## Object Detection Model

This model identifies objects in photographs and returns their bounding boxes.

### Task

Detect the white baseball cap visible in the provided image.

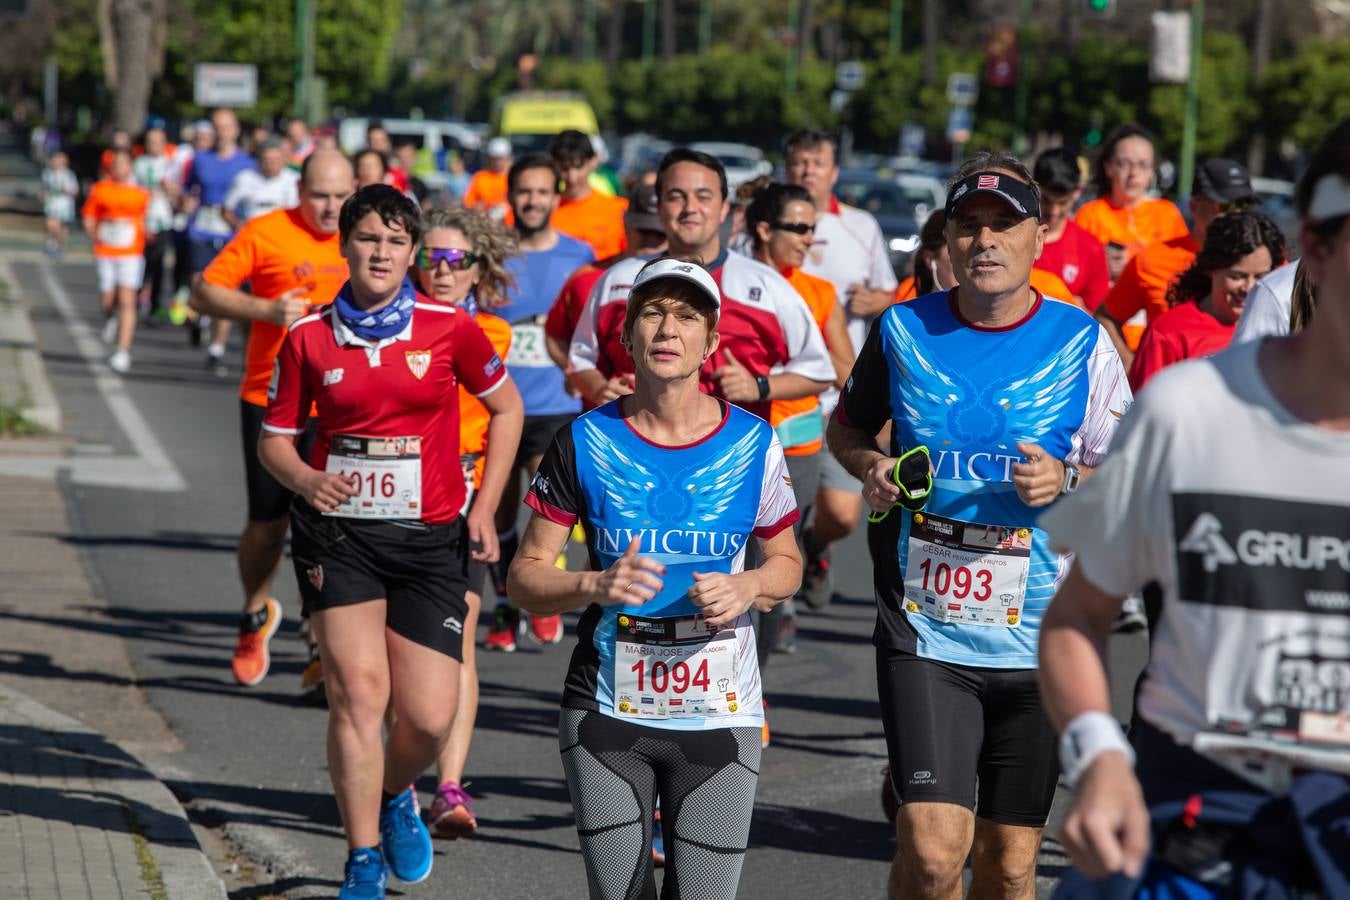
[485,137,512,158]
[630,258,720,312]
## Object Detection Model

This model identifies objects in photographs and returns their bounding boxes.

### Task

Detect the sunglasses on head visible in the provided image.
[771,222,815,235]
[415,247,479,271]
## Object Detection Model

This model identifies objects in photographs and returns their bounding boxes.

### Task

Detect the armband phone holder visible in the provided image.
[867,445,932,523]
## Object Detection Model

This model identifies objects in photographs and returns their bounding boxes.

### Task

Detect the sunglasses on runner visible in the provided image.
[771,222,815,235]
[867,445,933,523]
[415,247,479,271]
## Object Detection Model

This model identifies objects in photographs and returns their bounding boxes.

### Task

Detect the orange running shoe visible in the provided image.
[232,597,282,686]
[528,614,564,645]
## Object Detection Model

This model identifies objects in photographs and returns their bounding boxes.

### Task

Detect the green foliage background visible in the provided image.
[41,0,1350,167]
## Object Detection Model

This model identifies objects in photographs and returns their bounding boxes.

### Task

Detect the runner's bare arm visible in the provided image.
[825,414,900,514]
[1039,563,1149,879]
[688,528,801,629]
[823,301,855,387]
[510,529,666,616]
[257,431,356,514]
[468,378,524,563]
[544,333,569,371]
[191,276,311,327]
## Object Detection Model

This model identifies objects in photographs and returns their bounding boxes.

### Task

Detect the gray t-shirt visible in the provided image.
[1042,338,1350,791]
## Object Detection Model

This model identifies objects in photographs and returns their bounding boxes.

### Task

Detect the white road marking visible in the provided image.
[0,259,186,491]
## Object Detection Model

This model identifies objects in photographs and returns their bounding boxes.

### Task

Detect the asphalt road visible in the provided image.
[17,253,1147,900]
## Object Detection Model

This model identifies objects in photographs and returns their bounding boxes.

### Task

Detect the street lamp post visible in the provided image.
[293,0,315,122]
[1178,0,1204,199]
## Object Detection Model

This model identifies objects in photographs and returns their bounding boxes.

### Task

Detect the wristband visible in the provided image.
[1061,462,1081,495]
[755,374,770,401]
[1059,711,1134,788]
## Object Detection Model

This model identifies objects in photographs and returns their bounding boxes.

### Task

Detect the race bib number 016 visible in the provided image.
[903,512,1031,628]
[506,322,550,368]
[613,614,739,719]
[324,434,422,520]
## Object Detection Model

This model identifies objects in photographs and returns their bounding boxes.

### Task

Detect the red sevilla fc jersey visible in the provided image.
[263,299,508,523]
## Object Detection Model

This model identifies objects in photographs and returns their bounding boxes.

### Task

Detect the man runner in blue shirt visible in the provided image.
[827,151,1131,899]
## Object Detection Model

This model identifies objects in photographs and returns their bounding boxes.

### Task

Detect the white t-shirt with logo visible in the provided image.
[1043,339,1350,791]
[1232,259,1297,345]
[801,200,898,356]
[224,169,301,222]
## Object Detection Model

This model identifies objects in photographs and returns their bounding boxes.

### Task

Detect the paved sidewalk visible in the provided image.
[0,138,227,899]
[0,683,225,900]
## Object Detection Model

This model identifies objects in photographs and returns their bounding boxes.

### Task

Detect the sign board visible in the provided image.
[946,106,973,145]
[946,72,979,107]
[194,63,258,108]
[900,122,926,158]
[835,61,866,92]
[829,90,852,114]
[1150,12,1190,84]
[0,0,30,14]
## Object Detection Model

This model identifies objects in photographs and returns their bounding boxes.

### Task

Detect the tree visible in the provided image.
[98,0,168,133]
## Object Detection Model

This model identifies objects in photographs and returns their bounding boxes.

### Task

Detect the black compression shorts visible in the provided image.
[289,502,471,660]
[559,708,761,900]
[241,399,316,522]
[876,646,1059,827]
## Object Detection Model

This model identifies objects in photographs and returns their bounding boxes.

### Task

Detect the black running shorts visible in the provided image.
[289,502,471,660]
[241,399,316,522]
[876,646,1059,827]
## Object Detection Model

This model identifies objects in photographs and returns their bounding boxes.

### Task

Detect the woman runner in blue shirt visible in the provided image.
[507,257,803,899]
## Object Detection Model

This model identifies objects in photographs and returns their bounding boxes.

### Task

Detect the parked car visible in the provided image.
[688,142,772,191]
[336,117,483,195]
[835,172,947,276]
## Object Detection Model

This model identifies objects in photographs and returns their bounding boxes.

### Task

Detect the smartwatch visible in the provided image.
[755,375,770,401]
[1061,462,1081,495]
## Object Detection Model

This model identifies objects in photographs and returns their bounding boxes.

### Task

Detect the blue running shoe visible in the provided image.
[380,788,433,883]
[339,847,387,900]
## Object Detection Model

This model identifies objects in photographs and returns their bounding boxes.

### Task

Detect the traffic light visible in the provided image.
[1086,0,1116,16]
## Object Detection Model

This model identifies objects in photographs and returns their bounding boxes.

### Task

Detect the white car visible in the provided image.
[688,142,773,191]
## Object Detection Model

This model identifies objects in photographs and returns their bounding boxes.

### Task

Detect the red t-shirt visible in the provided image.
[264,300,509,523]
[1128,300,1235,393]
[1035,220,1110,312]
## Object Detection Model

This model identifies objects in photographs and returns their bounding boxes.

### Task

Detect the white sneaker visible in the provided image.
[108,349,131,373]
[101,317,118,344]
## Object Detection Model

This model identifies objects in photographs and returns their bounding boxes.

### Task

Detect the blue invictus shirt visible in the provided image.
[837,290,1130,668]
[525,399,798,730]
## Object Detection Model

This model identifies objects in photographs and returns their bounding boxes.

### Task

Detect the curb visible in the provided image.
[0,682,227,899]
[0,256,62,432]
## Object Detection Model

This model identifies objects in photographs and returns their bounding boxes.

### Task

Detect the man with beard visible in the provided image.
[484,153,595,653]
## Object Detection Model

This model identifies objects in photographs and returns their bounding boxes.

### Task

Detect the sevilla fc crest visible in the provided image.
[405,350,431,380]
[306,565,324,591]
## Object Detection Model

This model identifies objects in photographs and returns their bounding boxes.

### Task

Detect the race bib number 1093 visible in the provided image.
[903,512,1031,628]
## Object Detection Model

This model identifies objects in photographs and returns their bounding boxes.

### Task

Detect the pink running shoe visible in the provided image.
[428,781,477,840]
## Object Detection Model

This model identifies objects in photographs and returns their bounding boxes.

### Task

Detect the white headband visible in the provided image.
[1307,173,1350,222]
